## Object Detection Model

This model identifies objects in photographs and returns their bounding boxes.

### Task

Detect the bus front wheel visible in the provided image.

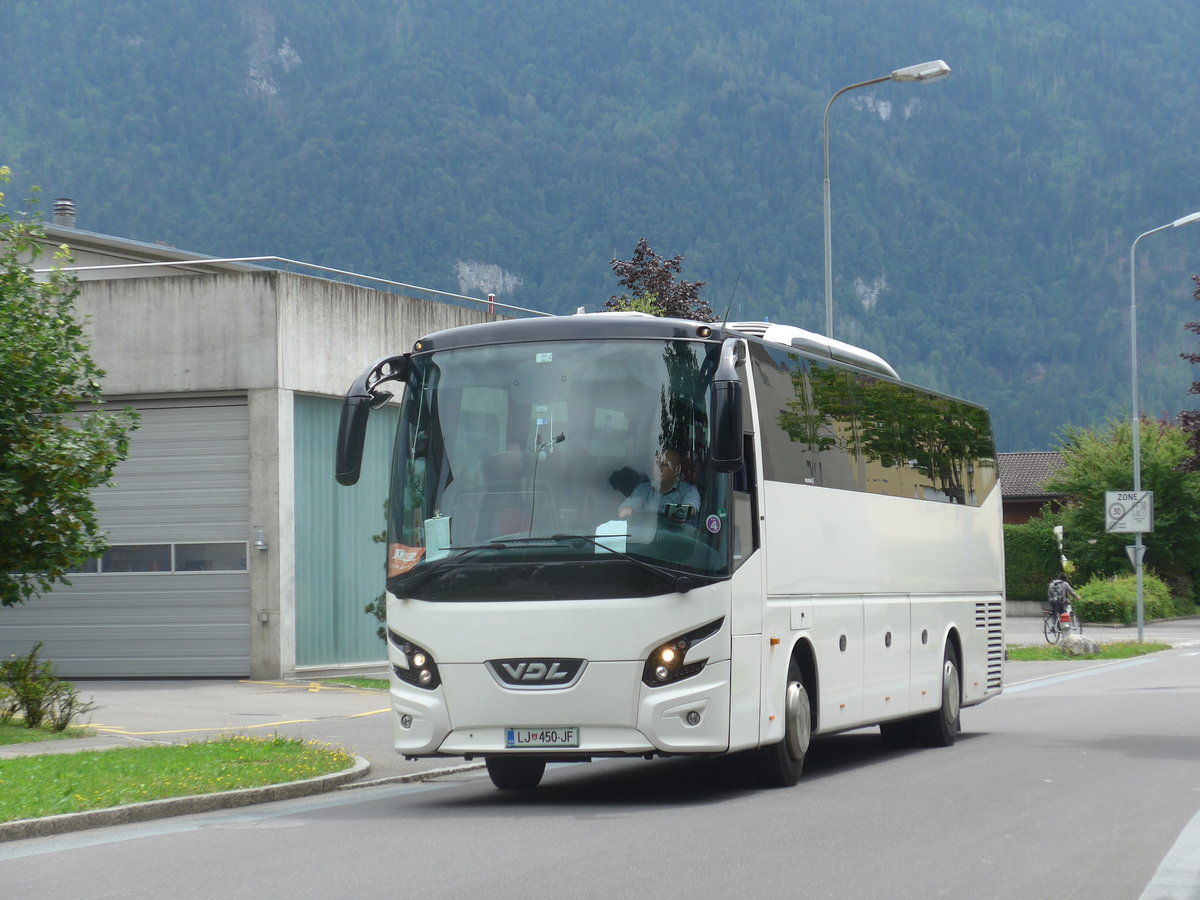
[485,755,546,790]
[753,658,811,787]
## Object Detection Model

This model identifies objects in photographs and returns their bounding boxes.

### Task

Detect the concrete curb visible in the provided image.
[343,761,485,791]
[0,756,376,843]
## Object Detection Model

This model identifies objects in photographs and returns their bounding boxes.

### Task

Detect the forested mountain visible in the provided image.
[3,0,1199,450]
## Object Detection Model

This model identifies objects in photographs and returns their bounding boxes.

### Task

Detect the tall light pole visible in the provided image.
[822,59,951,338]
[1129,210,1200,640]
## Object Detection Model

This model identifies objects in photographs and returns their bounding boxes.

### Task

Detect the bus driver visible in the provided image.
[617,448,700,524]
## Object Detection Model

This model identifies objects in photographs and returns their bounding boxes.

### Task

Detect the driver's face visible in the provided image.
[654,451,680,490]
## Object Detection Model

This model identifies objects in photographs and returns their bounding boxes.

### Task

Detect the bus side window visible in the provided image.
[732,434,759,568]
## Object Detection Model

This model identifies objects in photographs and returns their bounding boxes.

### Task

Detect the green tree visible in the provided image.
[607,238,714,322]
[1043,419,1200,597]
[0,169,138,607]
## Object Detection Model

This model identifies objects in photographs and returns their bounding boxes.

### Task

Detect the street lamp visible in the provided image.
[1129,209,1200,640]
[822,59,951,338]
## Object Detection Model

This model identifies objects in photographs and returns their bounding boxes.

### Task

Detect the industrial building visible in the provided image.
[2,204,511,677]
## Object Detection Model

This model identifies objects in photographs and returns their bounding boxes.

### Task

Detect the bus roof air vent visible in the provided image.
[727,322,899,379]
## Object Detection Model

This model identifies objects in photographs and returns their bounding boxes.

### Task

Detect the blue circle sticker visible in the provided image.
[705,514,722,534]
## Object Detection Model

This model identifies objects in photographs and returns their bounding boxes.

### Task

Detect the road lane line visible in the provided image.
[1139,805,1200,899]
[1005,656,1157,693]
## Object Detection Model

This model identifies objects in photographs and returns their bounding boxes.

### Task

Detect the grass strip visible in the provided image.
[321,677,387,690]
[0,734,354,823]
[1006,641,1170,662]
[0,722,89,746]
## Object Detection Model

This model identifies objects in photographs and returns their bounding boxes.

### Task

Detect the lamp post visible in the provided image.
[1129,210,1200,640]
[822,59,951,338]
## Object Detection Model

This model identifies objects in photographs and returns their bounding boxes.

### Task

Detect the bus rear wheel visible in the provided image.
[753,658,811,787]
[917,646,961,747]
[485,756,547,790]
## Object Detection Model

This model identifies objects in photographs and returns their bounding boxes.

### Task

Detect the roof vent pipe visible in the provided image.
[53,198,77,228]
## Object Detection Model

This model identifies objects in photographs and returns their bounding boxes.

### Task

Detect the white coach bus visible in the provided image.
[335,313,1004,789]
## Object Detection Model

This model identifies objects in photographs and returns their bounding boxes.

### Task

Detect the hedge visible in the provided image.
[1076,573,1179,624]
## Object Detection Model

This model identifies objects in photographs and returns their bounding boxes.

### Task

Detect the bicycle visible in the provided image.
[1043,603,1082,644]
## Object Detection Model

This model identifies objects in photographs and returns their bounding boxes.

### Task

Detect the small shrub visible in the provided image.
[1077,573,1174,624]
[0,642,97,731]
[365,593,386,641]
[44,682,97,732]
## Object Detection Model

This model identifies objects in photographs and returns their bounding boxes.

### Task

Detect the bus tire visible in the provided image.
[917,645,961,747]
[753,658,811,787]
[485,755,547,790]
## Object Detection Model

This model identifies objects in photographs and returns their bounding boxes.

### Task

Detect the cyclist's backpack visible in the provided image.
[1048,579,1066,606]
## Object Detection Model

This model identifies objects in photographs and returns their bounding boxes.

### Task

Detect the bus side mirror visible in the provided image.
[335,354,410,486]
[335,396,372,486]
[710,381,743,472]
[709,338,744,473]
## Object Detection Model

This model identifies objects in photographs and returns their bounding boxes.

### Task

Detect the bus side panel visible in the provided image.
[809,595,864,730]
[863,595,911,721]
[760,480,1003,733]
[729,544,766,751]
[728,633,762,752]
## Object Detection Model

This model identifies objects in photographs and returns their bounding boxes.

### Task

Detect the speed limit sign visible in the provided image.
[1105,491,1153,533]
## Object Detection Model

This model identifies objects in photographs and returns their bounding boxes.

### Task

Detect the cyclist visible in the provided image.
[1047,573,1080,618]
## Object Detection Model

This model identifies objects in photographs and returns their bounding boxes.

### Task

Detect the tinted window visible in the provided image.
[751,341,997,505]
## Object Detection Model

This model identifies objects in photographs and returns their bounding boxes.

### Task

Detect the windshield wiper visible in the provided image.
[398,534,701,595]
[548,533,697,594]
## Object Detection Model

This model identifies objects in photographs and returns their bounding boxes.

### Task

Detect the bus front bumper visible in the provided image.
[389,659,732,758]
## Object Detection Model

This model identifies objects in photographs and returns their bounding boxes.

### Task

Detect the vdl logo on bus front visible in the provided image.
[486,658,587,690]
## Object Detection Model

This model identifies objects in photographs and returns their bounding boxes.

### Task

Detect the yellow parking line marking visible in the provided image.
[239,679,382,694]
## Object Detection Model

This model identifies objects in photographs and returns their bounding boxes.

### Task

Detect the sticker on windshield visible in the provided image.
[536,352,553,363]
[705,514,722,534]
[388,544,425,576]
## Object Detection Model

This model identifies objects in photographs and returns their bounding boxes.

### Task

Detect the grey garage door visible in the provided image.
[0,399,252,677]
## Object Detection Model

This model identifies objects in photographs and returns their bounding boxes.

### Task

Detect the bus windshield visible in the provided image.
[385,337,732,600]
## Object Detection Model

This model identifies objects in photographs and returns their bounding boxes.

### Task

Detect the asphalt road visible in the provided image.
[3,639,1199,899]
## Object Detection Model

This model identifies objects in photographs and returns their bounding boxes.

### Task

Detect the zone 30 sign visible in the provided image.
[1105,491,1153,534]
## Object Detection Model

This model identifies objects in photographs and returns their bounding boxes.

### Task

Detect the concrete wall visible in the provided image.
[77,270,499,397]
[77,272,281,394]
[276,272,501,395]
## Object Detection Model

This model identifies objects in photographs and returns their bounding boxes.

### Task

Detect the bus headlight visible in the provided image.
[389,629,442,690]
[642,618,724,688]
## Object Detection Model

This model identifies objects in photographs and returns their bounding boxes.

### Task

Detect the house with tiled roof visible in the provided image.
[997,451,1065,524]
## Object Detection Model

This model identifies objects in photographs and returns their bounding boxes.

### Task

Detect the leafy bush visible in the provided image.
[1172,593,1199,617]
[1076,573,1175,624]
[0,642,97,732]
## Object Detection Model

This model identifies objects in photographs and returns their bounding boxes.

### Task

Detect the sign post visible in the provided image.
[1106,491,1154,641]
